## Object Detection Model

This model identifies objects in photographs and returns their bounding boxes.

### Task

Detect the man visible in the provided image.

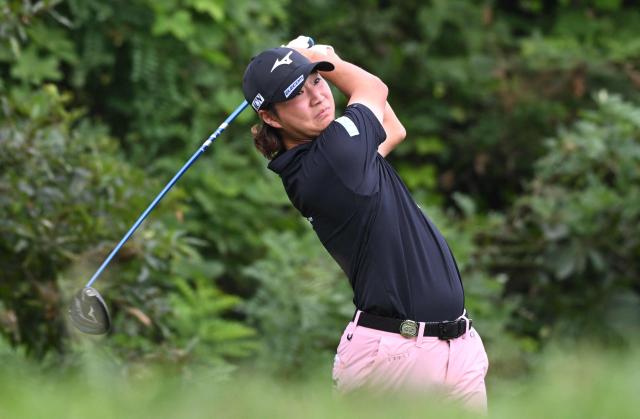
[242,38,489,411]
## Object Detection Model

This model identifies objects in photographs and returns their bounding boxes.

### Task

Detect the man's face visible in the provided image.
[269,72,335,140]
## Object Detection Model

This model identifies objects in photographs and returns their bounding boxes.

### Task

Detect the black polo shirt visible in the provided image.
[268,103,464,322]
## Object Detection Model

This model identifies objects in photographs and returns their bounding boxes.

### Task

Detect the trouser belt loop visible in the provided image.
[416,321,426,347]
[456,309,471,339]
[353,310,362,327]
[347,310,363,340]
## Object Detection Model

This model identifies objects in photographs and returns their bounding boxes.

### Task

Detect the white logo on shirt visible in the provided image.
[271,51,293,72]
[335,116,359,137]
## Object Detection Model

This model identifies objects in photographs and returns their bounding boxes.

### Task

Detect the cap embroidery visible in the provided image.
[284,74,304,98]
[271,51,293,72]
[252,93,265,111]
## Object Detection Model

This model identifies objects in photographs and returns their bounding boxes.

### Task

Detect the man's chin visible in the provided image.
[321,116,334,130]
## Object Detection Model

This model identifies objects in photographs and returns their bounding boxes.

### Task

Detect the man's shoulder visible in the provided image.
[319,103,375,141]
[334,115,360,137]
[344,103,380,124]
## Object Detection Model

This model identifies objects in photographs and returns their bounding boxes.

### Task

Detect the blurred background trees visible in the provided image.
[1,0,639,379]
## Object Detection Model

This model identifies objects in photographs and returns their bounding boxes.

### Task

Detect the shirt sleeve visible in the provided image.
[315,103,387,194]
[341,103,387,148]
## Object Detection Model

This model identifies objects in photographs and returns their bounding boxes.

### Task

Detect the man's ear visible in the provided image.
[258,109,283,129]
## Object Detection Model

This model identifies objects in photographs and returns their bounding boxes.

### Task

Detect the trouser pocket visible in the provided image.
[332,327,382,392]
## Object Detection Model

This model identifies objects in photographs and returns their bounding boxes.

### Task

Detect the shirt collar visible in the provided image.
[267,142,312,175]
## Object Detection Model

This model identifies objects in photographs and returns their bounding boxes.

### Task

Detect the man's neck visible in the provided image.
[283,136,313,150]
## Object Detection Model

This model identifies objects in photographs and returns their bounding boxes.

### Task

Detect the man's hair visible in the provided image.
[251,105,284,160]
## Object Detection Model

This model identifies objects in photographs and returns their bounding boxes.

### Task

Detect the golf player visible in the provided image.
[242,38,489,411]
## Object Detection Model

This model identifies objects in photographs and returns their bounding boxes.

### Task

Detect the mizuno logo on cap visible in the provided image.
[271,51,293,72]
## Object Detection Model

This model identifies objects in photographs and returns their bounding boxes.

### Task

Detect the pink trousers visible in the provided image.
[332,311,489,412]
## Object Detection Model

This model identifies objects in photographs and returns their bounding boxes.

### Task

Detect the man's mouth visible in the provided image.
[316,106,331,119]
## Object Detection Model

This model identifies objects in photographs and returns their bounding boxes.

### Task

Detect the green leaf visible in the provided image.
[26,22,77,64]
[191,0,225,21]
[10,47,61,83]
[152,10,195,40]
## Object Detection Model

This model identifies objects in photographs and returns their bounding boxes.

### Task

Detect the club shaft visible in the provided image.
[86,100,249,288]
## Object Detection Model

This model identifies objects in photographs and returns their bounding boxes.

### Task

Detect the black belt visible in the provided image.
[353,311,471,340]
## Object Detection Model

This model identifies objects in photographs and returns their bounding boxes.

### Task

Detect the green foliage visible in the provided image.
[69,229,256,372]
[483,93,640,344]
[243,229,353,379]
[37,0,304,288]
[164,262,256,362]
[0,0,271,368]
[0,80,255,369]
[1,343,640,418]
[0,83,145,357]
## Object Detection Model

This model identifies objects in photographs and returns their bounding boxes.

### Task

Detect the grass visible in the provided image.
[1,344,638,419]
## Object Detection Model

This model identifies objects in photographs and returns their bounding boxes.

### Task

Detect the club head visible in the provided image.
[68,287,111,335]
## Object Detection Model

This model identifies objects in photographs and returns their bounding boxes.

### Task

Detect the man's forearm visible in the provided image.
[301,46,404,156]
[298,46,385,97]
[378,102,406,157]
[296,45,388,122]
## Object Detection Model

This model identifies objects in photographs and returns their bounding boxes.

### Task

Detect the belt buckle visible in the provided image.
[399,320,418,338]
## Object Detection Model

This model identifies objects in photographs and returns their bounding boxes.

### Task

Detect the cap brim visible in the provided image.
[271,61,335,105]
[311,61,334,72]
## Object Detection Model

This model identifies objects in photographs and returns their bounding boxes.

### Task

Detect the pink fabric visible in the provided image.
[332,313,489,412]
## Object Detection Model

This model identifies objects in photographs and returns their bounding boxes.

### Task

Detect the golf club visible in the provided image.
[69,36,315,335]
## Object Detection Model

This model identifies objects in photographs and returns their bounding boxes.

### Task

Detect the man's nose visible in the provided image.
[309,87,323,104]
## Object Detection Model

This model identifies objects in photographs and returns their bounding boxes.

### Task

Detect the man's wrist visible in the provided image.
[294,45,340,64]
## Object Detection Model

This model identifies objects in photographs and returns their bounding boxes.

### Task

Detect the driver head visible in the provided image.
[68,287,111,335]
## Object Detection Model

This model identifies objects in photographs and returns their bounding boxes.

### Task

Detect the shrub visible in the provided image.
[482,92,640,345]
[0,84,254,369]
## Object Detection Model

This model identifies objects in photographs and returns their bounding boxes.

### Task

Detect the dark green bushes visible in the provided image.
[484,93,640,345]
[0,82,253,368]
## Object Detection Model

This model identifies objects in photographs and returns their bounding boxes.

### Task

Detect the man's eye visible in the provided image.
[297,89,304,96]
[313,77,321,84]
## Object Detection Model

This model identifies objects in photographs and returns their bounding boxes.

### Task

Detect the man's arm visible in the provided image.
[379,102,406,157]
[295,45,388,124]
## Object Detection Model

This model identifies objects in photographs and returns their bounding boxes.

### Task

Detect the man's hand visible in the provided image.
[294,44,339,63]
[284,35,314,49]
[286,36,388,124]
[284,35,338,61]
